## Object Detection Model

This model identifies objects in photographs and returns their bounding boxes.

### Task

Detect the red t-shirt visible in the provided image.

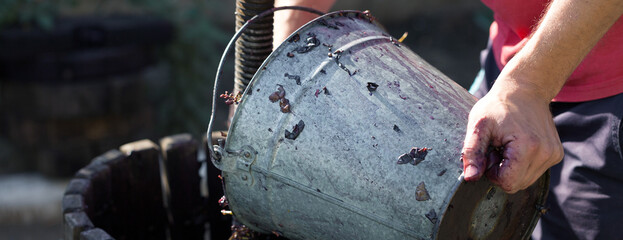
[482,0,623,102]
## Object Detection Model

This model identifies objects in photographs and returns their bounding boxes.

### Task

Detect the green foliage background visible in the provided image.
[130,0,230,136]
[0,0,71,30]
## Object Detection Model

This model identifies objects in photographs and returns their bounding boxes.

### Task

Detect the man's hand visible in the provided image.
[461,85,563,193]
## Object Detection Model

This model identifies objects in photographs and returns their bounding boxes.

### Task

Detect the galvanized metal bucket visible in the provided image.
[211,10,548,240]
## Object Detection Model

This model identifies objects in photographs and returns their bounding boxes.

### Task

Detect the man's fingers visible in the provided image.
[486,158,523,194]
[461,118,493,181]
[485,142,527,194]
[486,149,503,170]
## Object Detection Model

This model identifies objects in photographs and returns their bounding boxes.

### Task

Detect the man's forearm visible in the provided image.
[493,0,623,102]
[273,0,335,48]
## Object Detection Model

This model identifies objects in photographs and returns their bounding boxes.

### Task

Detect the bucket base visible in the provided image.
[438,172,549,240]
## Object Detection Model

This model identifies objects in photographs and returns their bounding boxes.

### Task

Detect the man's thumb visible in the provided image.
[461,118,492,181]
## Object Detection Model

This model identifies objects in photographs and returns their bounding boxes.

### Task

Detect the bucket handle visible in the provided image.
[207,6,325,164]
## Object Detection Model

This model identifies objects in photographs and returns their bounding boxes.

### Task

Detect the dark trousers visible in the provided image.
[469,46,623,240]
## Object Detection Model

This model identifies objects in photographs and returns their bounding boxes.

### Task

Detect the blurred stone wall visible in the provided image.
[0,66,169,176]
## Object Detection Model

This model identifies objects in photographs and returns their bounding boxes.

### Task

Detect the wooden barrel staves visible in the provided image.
[62,134,206,240]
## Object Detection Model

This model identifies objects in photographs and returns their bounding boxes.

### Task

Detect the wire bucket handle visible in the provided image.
[206,6,325,164]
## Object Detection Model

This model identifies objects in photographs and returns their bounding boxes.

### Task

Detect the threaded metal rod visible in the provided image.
[234,0,275,94]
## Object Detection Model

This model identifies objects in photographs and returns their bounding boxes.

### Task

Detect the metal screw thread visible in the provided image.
[234,0,275,94]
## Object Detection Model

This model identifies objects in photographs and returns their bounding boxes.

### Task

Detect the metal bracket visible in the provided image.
[211,144,257,186]
[236,145,257,186]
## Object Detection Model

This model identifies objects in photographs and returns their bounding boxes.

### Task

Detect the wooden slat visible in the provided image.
[160,133,204,239]
[80,228,115,240]
[64,211,94,240]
